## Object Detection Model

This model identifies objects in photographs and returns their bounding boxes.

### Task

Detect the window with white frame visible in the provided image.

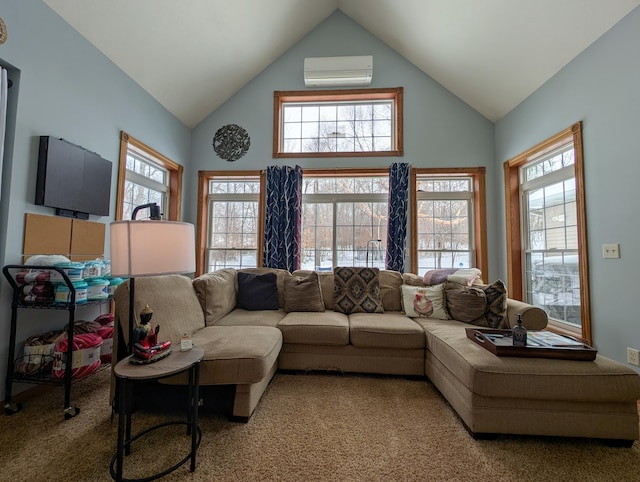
[273,88,403,158]
[116,132,183,222]
[415,176,475,273]
[206,176,261,271]
[520,145,580,327]
[122,145,169,220]
[301,175,388,271]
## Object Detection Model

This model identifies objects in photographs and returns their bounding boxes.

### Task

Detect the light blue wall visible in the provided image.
[495,6,640,369]
[0,1,191,400]
[190,11,497,268]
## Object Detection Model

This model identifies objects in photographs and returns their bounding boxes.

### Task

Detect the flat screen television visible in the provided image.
[35,136,112,219]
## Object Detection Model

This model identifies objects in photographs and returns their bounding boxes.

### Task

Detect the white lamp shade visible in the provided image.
[110,220,195,277]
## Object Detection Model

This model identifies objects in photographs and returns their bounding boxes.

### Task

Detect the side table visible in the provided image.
[110,346,204,482]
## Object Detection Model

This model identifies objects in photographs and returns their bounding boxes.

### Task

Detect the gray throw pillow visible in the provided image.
[284,271,325,313]
[444,282,488,326]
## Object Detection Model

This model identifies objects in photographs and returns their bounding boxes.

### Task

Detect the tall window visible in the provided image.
[273,88,403,158]
[301,171,389,270]
[116,132,183,221]
[415,177,474,272]
[504,122,591,343]
[410,168,487,276]
[197,172,263,274]
[521,146,579,327]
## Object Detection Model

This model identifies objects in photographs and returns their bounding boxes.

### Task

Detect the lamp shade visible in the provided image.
[110,220,195,277]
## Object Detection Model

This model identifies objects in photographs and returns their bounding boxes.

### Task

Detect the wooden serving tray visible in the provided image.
[465,328,597,361]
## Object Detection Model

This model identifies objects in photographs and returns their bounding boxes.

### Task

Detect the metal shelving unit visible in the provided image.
[2,264,109,419]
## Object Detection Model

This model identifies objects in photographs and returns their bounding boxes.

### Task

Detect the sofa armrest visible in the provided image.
[505,299,548,330]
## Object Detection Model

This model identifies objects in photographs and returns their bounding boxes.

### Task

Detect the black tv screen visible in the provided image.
[35,136,112,218]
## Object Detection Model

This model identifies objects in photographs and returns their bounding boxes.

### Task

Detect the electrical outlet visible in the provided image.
[602,243,620,259]
[627,347,640,366]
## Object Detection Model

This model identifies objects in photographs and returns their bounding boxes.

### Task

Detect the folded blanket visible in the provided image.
[423,268,482,286]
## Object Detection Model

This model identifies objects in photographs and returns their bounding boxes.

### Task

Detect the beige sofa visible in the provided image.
[112,267,640,445]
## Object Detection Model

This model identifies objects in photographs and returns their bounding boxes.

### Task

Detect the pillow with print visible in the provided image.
[401,284,449,319]
[333,267,383,315]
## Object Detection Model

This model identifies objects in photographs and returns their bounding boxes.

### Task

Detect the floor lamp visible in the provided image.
[110,218,195,355]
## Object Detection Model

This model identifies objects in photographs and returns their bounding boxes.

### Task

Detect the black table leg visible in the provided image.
[115,377,127,481]
[190,362,200,472]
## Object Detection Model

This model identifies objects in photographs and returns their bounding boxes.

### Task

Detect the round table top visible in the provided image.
[114,346,204,381]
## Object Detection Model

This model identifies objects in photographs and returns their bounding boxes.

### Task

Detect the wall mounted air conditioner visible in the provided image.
[304,55,373,87]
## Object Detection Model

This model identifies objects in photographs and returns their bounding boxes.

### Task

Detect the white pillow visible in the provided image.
[401,284,449,319]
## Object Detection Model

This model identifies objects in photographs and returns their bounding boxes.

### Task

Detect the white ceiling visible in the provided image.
[43,0,640,128]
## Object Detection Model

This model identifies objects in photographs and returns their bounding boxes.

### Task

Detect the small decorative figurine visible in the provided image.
[134,304,155,345]
[130,304,172,364]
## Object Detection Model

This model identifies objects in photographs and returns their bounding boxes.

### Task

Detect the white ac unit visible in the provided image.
[304,55,373,87]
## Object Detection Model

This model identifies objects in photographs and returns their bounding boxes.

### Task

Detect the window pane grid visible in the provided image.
[416,197,472,273]
[521,143,580,326]
[282,100,394,154]
[124,150,169,220]
[207,178,260,270]
[301,175,388,270]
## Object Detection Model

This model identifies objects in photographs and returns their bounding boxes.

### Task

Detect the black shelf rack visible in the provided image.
[2,264,110,419]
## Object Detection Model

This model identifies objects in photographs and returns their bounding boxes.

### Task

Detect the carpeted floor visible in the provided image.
[1,368,639,481]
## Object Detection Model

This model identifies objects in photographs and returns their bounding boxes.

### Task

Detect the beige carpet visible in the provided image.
[1,369,639,482]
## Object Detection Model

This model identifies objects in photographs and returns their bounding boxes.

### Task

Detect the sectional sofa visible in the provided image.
[111,267,640,445]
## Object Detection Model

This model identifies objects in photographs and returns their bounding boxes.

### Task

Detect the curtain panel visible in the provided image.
[263,165,302,272]
[386,162,410,273]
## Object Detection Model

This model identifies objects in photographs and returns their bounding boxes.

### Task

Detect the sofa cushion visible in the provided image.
[237,272,279,310]
[278,311,349,345]
[214,308,286,328]
[445,280,508,328]
[191,326,282,385]
[444,283,488,325]
[292,270,335,310]
[349,312,425,349]
[283,271,325,313]
[239,267,291,308]
[334,267,383,314]
[113,275,205,346]
[401,284,449,319]
[482,279,508,328]
[421,318,640,402]
[193,268,237,326]
[379,270,403,311]
[402,272,425,287]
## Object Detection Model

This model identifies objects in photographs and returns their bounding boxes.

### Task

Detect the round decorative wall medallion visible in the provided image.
[213,124,250,162]
[0,18,7,45]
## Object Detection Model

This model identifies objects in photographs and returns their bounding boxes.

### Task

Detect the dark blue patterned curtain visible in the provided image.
[263,165,302,271]
[386,162,410,272]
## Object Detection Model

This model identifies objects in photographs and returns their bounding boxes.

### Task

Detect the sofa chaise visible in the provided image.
[111,267,640,445]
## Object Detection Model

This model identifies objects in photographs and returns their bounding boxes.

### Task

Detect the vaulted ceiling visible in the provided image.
[43,0,640,128]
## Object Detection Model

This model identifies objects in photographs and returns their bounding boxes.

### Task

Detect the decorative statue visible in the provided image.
[133,304,157,347]
[131,304,171,363]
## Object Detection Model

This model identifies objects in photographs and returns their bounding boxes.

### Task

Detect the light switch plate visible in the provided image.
[602,243,620,259]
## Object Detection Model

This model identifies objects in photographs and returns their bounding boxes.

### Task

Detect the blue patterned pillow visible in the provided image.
[333,267,383,314]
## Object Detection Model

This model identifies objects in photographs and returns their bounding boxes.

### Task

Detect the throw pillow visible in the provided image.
[401,284,449,319]
[481,279,508,328]
[333,267,383,315]
[283,271,325,313]
[444,282,488,326]
[237,272,279,311]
